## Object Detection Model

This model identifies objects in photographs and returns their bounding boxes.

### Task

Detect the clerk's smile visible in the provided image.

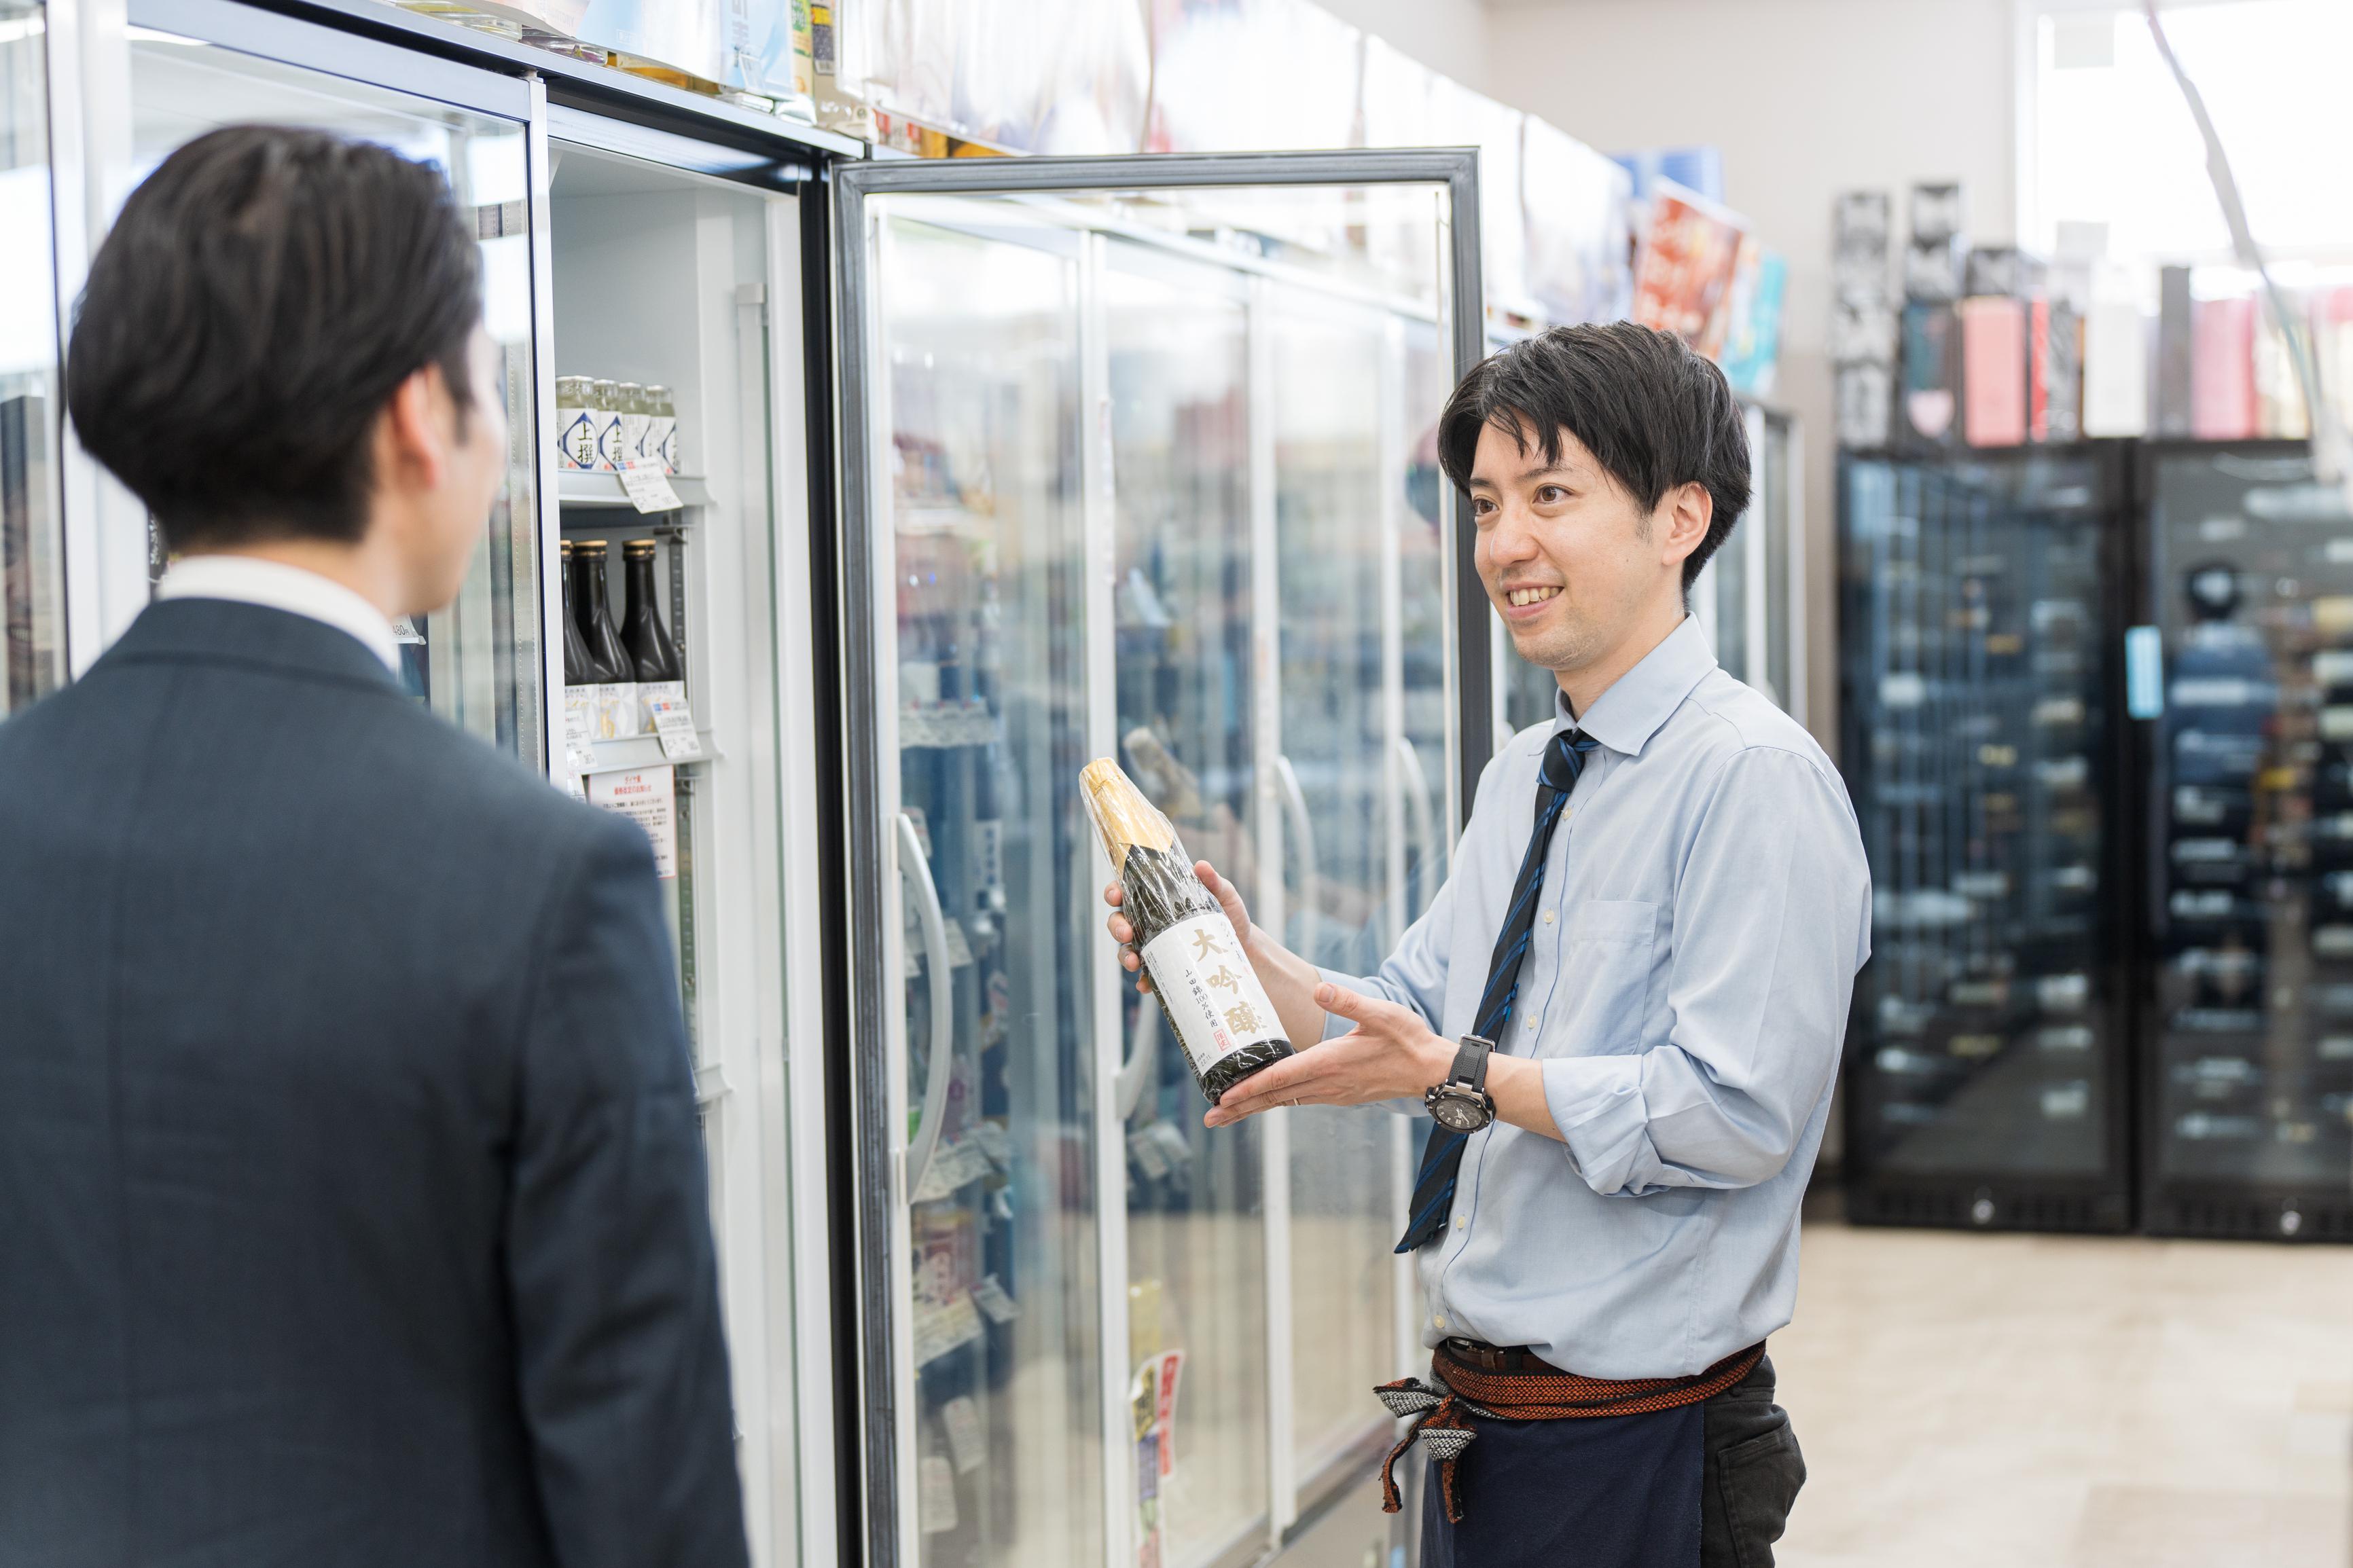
[1502,583,1563,613]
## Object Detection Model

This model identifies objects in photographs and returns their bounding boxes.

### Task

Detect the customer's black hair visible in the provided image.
[66,124,482,551]
[1436,321,1751,591]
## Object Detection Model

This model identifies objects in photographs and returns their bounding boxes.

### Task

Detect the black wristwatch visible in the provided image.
[1424,1036,1497,1133]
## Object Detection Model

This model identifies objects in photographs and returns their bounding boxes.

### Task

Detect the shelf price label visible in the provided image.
[618,460,683,514]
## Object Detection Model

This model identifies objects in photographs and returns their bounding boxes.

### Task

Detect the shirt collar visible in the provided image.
[156,554,403,674]
[1554,615,1718,756]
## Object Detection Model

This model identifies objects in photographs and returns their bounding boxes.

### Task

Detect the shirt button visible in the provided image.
[1542,909,1555,924]
[1525,1016,1538,1029]
[1455,1216,1467,1228]
[1433,1315,1446,1330]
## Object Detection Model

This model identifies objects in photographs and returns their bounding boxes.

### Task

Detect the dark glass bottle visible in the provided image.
[571,539,631,684]
[559,539,594,687]
[1082,757,1292,1103]
[621,539,683,682]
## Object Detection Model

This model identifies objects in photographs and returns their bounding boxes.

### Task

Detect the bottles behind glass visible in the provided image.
[560,538,593,687]
[622,538,683,682]
[1082,758,1292,1103]
[571,539,632,688]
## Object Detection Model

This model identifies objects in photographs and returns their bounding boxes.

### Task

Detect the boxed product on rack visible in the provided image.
[1632,180,1746,354]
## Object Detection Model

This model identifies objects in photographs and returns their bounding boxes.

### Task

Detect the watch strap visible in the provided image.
[1451,1035,1493,1095]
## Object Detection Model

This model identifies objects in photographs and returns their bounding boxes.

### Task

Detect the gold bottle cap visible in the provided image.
[1081,758,1176,857]
[624,539,658,557]
[575,538,607,555]
[559,538,573,558]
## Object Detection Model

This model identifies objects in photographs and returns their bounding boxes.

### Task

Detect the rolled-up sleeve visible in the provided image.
[1543,746,1871,1196]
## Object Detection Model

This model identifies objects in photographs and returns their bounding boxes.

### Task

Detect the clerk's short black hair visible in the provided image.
[66,125,482,551]
[1437,322,1750,591]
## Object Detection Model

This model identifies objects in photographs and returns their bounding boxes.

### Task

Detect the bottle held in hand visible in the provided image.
[1082,757,1293,1104]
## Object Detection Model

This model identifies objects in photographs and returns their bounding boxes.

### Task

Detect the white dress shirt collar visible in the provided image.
[1555,614,1719,757]
[156,554,403,674]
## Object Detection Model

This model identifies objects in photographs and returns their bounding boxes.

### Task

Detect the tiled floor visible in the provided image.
[1770,1220,2353,1568]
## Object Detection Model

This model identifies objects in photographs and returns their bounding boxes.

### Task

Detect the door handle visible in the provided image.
[896,811,955,1203]
[1115,997,1158,1122]
[1273,753,1320,966]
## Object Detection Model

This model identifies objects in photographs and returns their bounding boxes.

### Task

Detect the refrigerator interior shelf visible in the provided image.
[556,471,712,510]
[578,731,713,773]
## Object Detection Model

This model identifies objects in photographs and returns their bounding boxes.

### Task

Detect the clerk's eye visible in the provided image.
[1534,484,1568,505]
[1470,496,1498,519]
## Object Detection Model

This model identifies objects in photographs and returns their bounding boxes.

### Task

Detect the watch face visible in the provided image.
[1431,1095,1487,1133]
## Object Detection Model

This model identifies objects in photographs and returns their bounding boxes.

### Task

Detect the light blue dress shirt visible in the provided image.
[1318,616,1871,1379]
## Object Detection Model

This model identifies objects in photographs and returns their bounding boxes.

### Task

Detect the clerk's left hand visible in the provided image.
[1204,983,1452,1127]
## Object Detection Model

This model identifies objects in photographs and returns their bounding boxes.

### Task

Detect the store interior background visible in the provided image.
[10,0,2353,1565]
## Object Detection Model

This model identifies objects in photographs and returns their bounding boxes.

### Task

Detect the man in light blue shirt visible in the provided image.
[1107,324,1869,1567]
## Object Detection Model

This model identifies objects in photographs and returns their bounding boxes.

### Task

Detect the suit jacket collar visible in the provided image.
[96,598,407,695]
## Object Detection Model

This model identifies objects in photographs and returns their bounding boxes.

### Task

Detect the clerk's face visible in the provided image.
[1469,415,1668,677]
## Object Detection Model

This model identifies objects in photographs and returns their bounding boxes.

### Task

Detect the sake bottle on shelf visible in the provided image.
[1082,757,1292,1104]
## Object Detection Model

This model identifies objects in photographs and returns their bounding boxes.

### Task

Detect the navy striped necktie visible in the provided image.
[1395,727,1599,1254]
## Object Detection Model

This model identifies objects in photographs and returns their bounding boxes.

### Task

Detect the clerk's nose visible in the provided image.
[1480,499,1543,578]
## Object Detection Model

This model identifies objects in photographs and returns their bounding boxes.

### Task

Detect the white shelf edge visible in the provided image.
[556,471,714,511]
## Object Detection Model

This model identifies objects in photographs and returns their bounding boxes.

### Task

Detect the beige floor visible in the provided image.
[1770,1222,2353,1568]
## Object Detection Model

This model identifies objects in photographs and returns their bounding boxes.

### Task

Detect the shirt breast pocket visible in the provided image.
[1543,900,1657,1058]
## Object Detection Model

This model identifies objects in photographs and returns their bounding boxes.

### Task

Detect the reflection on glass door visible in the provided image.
[882,215,1106,1567]
[1,1,62,716]
[1105,253,1272,1567]
[842,155,1481,1568]
[1268,291,1395,1492]
[124,31,541,757]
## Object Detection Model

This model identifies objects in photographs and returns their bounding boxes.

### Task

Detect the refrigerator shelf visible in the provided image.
[577,731,713,774]
[556,471,712,510]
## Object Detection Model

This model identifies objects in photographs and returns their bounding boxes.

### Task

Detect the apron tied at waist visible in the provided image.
[1373,1340,1765,1524]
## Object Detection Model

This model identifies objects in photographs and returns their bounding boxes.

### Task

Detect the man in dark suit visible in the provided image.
[0,126,749,1567]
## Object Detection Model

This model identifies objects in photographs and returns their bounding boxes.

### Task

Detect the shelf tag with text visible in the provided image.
[618,460,682,514]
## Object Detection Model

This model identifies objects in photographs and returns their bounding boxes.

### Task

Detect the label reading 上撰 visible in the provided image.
[1140,911,1284,1075]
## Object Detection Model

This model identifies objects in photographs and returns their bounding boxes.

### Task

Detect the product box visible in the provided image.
[1960,295,2028,447]
[1630,180,1748,354]
[2191,295,2257,439]
[1835,361,1893,448]
[1897,302,1958,444]
[2081,263,2147,438]
[2155,266,2195,435]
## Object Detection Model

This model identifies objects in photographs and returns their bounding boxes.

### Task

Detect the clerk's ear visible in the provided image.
[1656,481,1712,569]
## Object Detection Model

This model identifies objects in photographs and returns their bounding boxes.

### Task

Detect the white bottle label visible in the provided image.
[558,410,597,471]
[592,409,624,472]
[1140,911,1285,1078]
[652,415,679,473]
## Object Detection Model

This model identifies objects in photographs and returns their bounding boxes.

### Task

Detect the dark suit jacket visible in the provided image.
[0,599,749,1568]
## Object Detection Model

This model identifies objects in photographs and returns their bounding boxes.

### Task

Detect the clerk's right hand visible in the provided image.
[1104,860,1257,996]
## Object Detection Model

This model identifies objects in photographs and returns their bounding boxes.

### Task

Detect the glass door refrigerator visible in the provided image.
[832,150,1484,1568]
[73,7,848,1561]
[1837,445,2134,1231]
[0,0,65,718]
[2135,440,2353,1241]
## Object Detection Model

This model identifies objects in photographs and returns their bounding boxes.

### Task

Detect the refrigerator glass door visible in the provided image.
[2144,445,2353,1226]
[1,0,63,714]
[120,26,542,759]
[839,152,1481,1568]
[542,130,810,1562]
[1840,451,2126,1222]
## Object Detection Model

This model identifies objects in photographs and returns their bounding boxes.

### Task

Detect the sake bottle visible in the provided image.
[1083,757,1293,1103]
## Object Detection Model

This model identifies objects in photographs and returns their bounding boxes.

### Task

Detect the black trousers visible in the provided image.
[1420,1353,1805,1568]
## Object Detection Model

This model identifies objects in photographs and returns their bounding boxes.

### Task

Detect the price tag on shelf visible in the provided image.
[618,460,682,514]
[971,1274,1020,1325]
[560,687,596,799]
[647,691,703,761]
